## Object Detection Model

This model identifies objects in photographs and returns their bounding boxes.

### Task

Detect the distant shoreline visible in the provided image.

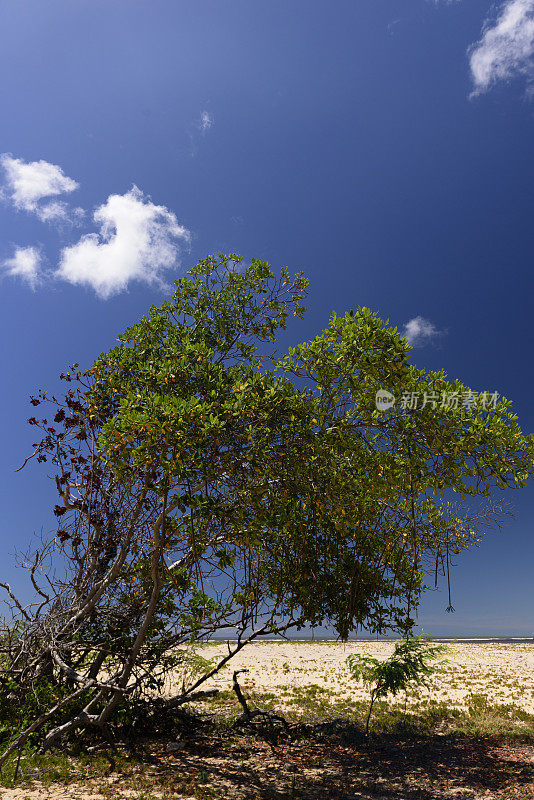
[208,636,534,644]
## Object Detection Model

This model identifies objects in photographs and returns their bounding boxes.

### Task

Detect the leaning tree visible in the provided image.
[1,253,532,758]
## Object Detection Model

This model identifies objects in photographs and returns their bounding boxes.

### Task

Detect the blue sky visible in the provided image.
[1,0,534,636]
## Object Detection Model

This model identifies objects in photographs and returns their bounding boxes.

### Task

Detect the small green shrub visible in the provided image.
[346,635,447,734]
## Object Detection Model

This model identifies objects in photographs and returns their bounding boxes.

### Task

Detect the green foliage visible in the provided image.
[39,254,534,642]
[0,677,93,749]
[6,252,533,755]
[346,636,447,733]
[179,647,216,689]
[347,636,447,698]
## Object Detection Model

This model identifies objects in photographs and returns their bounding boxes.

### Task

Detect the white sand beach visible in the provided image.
[3,642,533,799]
[180,640,534,712]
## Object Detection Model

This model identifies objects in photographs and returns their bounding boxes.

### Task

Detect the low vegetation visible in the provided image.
[346,635,448,733]
[1,676,533,798]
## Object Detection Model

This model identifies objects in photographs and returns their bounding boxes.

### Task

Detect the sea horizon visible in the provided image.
[208,635,534,644]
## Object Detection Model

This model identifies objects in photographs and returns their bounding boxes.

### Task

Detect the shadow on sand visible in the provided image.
[143,720,534,799]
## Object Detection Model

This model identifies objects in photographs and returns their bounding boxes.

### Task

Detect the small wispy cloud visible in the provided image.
[2,246,42,290]
[56,185,190,298]
[402,316,441,347]
[469,0,534,94]
[37,200,84,225]
[0,154,80,223]
[198,110,214,133]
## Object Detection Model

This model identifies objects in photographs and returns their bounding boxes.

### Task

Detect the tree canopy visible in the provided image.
[1,253,532,756]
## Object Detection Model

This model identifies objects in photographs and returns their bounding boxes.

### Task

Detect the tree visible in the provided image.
[346,635,447,735]
[1,253,532,759]
[275,307,532,633]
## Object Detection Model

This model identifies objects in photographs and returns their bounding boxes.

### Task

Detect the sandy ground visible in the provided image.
[0,786,140,800]
[2,642,533,799]
[179,640,534,712]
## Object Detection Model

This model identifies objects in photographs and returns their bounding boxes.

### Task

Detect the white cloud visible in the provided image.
[0,154,79,222]
[2,246,42,290]
[402,316,441,347]
[56,185,190,298]
[199,110,214,132]
[469,0,534,94]
[37,200,84,224]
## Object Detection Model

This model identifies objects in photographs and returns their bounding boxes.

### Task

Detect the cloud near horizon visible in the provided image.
[56,185,191,298]
[402,316,441,347]
[0,154,80,222]
[1,246,42,290]
[469,0,534,94]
